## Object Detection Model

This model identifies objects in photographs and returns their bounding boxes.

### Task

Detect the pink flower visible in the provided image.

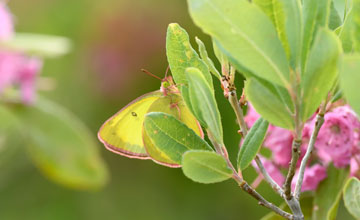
[0,2,14,40]
[312,106,357,168]
[292,164,327,192]
[0,52,42,104]
[264,126,293,168]
[252,156,285,186]
[244,103,261,128]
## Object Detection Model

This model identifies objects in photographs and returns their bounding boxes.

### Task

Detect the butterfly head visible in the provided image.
[160,76,178,95]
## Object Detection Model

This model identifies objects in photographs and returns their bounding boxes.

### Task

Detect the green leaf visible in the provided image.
[182,150,232,184]
[301,28,341,121]
[253,0,290,58]
[245,78,294,130]
[166,23,213,113]
[143,112,213,166]
[195,37,221,80]
[312,164,350,220]
[261,194,313,220]
[329,1,343,30]
[0,104,22,167]
[15,98,108,190]
[338,0,360,52]
[237,118,269,171]
[0,33,71,58]
[302,0,332,71]
[343,177,360,219]
[187,0,291,88]
[186,67,223,144]
[253,0,302,68]
[340,53,360,117]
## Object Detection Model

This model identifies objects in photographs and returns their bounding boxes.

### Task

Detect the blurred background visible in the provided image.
[0,0,352,219]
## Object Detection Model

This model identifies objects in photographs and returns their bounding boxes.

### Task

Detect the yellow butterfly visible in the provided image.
[98,68,203,167]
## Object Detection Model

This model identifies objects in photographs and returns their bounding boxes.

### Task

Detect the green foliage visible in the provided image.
[166,23,213,114]
[0,33,72,58]
[338,0,360,52]
[343,177,360,219]
[187,0,291,88]
[301,0,332,71]
[312,164,349,220]
[195,37,221,80]
[339,53,360,116]
[15,98,108,190]
[186,67,223,144]
[301,28,341,121]
[181,150,232,184]
[237,118,269,171]
[143,112,213,166]
[245,78,294,129]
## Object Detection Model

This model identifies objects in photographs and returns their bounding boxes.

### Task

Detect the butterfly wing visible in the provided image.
[143,93,203,167]
[98,91,162,159]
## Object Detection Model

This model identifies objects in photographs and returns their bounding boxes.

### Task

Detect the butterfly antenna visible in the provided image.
[141,69,162,81]
[164,65,170,78]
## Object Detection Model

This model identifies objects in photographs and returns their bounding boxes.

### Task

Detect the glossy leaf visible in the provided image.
[186,67,223,144]
[182,150,232,184]
[343,177,360,219]
[166,23,213,113]
[302,0,332,71]
[187,0,290,88]
[143,112,212,166]
[0,33,71,57]
[237,118,269,171]
[301,28,341,121]
[245,78,294,130]
[339,54,360,116]
[195,37,221,80]
[15,98,108,190]
[312,164,349,220]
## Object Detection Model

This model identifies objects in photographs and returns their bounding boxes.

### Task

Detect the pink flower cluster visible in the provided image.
[0,3,42,104]
[245,103,360,192]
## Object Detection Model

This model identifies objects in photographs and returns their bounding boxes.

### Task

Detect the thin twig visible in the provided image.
[207,135,294,220]
[283,139,302,199]
[255,156,284,197]
[294,114,324,198]
[228,89,248,136]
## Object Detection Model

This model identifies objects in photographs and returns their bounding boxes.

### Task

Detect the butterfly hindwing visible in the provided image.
[143,93,203,167]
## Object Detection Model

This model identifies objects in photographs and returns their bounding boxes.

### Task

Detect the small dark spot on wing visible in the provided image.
[131,112,137,117]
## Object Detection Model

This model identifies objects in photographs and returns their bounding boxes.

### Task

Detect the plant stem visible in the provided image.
[254,155,284,197]
[228,89,248,136]
[294,103,326,198]
[294,114,324,198]
[207,132,294,220]
[283,139,302,199]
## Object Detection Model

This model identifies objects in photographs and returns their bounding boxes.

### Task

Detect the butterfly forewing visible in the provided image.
[98,91,162,158]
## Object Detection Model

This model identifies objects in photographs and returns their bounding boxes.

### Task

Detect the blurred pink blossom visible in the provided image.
[264,126,293,168]
[252,156,285,186]
[0,52,42,104]
[292,164,327,192]
[312,106,357,168]
[0,2,14,40]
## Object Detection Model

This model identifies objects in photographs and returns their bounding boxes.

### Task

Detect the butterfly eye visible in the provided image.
[162,81,170,88]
